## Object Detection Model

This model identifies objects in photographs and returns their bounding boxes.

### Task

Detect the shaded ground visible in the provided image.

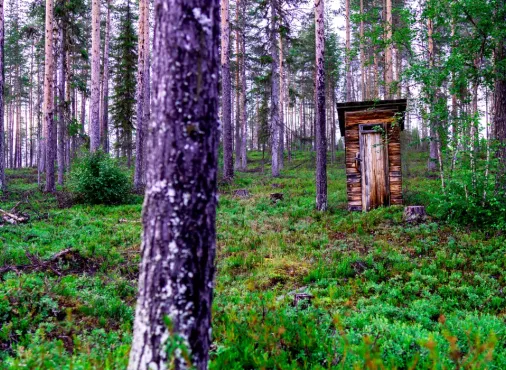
[0,151,505,369]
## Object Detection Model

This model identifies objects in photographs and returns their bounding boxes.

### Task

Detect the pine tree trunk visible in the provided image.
[57,27,65,185]
[240,3,247,171]
[43,0,55,192]
[221,0,233,179]
[494,8,506,191]
[427,17,437,172]
[134,0,148,191]
[315,0,327,211]
[360,0,366,100]
[100,0,111,153]
[0,0,4,190]
[270,0,280,177]
[345,0,352,101]
[90,0,101,151]
[385,0,393,98]
[279,36,284,170]
[234,3,242,171]
[128,1,219,369]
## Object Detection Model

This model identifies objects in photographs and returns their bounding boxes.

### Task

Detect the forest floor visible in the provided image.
[0,150,505,369]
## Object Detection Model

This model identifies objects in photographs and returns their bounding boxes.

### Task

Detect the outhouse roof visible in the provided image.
[336,99,407,136]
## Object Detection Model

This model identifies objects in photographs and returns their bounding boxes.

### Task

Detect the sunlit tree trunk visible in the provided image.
[240,4,247,171]
[127,1,219,369]
[494,6,506,191]
[315,0,327,211]
[221,0,233,179]
[90,0,101,151]
[57,27,65,185]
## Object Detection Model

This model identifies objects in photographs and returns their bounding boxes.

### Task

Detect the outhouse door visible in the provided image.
[359,124,390,211]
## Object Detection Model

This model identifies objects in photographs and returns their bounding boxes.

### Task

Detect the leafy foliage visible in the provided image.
[67,151,132,205]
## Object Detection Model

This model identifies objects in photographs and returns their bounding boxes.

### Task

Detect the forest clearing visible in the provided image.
[2,0,506,368]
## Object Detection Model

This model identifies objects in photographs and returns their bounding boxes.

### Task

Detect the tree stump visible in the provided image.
[404,206,427,223]
[270,193,283,202]
[233,189,250,199]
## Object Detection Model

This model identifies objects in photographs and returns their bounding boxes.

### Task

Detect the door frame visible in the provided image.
[359,123,390,211]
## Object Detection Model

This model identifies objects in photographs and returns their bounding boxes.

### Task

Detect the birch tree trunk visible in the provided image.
[0,0,4,190]
[315,0,327,211]
[90,0,101,151]
[43,0,55,192]
[427,17,437,172]
[221,0,233,179]
[270,0,280,177]
[127,1,220,369]
[134,0,148,191]
[100,0,111,153]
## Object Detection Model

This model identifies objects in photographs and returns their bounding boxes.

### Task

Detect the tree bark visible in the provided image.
[100,0,111,153]
[360,0,366,100]
[234,2,242,171]
[240,1,247,171]
[345,0,352,101]
[494,4,506,191]
[385,0,393,98]
[270,0,280,177]
[43,0,55,192]
[221,0,233,179]
[57,26,66,185]
[315,0,327,211]
[90,0,101,151]
[427,17,437,172]
[0,0,4,190]
[127,1,220,369]
[134,0,149,191]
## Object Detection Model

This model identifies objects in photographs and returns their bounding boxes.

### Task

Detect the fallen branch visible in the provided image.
[0,208,25,223]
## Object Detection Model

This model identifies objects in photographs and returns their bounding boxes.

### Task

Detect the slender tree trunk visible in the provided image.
[134,0,148,191]
[427,17,437,172]
[315,0,327,210]
[385,0,393,98]
[100,0,111,153]
[279,36,284,169]
[90,0,101,151]
[270,0,280,177]
[345,0,352,101]
[240,4,247,171]
[43,0,55,192]
[221,0,233,179]
[360,0,366,100]
[128,1,219,368]
[57,27,65,185]
[234,2,242,171]
[0,0,4,190]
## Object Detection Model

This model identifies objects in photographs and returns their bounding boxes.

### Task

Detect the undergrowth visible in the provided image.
[0,151,505,369]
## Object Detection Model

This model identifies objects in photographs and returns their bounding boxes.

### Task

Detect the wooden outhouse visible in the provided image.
[336,99,407,212]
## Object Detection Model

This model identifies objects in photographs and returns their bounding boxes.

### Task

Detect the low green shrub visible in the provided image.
[68,151,132,205]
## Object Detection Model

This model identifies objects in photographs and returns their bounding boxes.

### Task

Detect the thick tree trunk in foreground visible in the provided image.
[234,3,242,171]
[221,0,233,179]
[134,0,148,191]
[315,0,327,211]
[270,0,280,177]
[240,1,247,171]
[44,0,55,192]
[0,0,4,191]
[90,0,101,151]
[128,1,220,369]
[100,0,111,153]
